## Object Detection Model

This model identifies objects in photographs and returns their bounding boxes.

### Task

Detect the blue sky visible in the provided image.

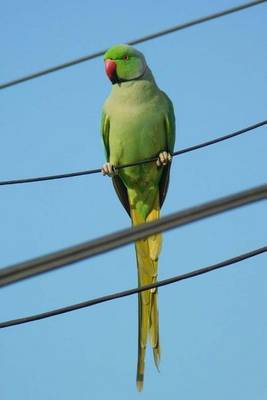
[1,1,267,399]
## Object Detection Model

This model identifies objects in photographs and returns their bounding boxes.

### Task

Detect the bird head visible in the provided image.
[104,44,147,84]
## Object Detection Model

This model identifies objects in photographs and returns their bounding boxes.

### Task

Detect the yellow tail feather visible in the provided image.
[131,194,162,391]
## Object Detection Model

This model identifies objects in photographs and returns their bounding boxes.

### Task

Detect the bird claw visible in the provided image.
[101,162,118,177]
[156,151,172,167]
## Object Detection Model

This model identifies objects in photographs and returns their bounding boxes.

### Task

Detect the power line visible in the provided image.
[0,184,266,288]
[0,119,266,187]
[1,0,266,90]
[0,246,265,329]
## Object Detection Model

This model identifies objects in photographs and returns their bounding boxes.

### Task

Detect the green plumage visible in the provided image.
[101,44,175,390]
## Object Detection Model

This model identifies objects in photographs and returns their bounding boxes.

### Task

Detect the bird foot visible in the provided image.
[101,162,118,177]
[156,151,172,167]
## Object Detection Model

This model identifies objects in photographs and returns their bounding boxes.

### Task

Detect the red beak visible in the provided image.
[105,59,117,81]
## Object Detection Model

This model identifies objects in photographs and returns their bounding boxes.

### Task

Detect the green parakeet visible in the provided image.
[101,44,175,390]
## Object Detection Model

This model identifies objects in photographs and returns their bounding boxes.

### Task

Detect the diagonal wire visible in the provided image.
[0,184,266,288]
[0,246,265,329]
[0,0,266,90]
[0,119,266,186]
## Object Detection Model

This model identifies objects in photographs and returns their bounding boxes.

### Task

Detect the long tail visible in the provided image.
[131,194,162,391]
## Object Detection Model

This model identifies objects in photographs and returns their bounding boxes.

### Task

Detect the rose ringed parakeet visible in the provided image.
[101,44,175,390]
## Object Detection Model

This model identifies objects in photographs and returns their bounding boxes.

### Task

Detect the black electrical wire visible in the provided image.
[0,246,265,329]
[0,0,266,90]
[0,184,266,288]
[0,119,266,186]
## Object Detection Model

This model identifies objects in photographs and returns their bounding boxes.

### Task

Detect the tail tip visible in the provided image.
[136,373,144,392]
[153,349,161,372]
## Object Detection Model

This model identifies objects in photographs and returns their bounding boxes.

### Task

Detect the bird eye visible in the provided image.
[123,55,129,61]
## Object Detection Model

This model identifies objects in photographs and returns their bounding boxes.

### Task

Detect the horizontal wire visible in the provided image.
[0,119,266,186]
[0,246,265,329]
[0,184,266,288]
[0,0,266,90]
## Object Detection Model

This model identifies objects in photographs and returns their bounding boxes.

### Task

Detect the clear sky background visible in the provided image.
[1,1,267,399]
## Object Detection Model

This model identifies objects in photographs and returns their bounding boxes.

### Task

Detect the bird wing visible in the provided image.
[159,92,176,208]
[101,110,110,161]
[101,109,131,216]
